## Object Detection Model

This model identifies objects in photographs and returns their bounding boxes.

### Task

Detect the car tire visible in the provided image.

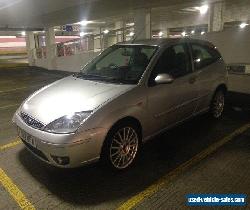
[210,89,225,119]
[101,121,141,171]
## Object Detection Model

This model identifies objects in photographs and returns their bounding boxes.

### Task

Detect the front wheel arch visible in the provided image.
[100,116,142,170]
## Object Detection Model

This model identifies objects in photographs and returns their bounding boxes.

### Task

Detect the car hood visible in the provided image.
[20,76,134,124]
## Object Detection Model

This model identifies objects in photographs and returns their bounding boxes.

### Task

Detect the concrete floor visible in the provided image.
[0,66,250,209]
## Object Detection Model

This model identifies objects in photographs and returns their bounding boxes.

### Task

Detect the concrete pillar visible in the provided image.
[45,27,56,70]
[159,21,169,38]
[103,34,109,49]
[87,35,94,51]
[25,32,36,66]
[208,2,224,32]
[115,21,124,43]
[134,8,151,40]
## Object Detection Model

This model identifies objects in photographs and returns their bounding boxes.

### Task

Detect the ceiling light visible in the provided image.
[129,32,135,36]
[21,31,26,36]
[158,31,164,37]
[80,32,86,37]
[240,23,248,29]
[191,30,195,34]
[103,29,109,34]
[201,31,205,35]
[79,20,93,26]
[181,31,186,36]
[126,23,135,27]
[196,5,208,15]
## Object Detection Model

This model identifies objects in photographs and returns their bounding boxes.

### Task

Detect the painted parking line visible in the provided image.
[0,168,35,209]
[117,123,250,210]
[0,139,21,151]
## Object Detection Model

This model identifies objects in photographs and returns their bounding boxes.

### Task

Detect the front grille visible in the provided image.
[20,112,45,130]
[21,139,49,162]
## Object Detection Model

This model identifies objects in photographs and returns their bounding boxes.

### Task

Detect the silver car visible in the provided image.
[13,38,228,170]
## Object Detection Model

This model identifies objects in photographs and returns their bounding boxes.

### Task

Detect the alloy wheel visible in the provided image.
[212,91,225,118]
[109,127,139,169]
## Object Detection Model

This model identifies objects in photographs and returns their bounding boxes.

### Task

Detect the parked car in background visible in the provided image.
[13,38,228,170]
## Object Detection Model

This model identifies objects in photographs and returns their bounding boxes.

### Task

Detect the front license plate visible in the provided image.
[17,127,37,148]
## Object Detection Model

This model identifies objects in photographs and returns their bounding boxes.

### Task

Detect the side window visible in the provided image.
[191,44,220,70]
[151,44,191,81]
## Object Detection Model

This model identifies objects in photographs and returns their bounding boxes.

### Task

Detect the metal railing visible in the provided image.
[33,26,134,59]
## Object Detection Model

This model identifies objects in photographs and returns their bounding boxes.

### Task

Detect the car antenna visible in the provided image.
[131,9,152,43]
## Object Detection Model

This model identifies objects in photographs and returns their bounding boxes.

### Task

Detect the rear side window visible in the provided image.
[191,43,221,70]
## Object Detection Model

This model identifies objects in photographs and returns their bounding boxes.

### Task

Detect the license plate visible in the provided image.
[17,127,37,148]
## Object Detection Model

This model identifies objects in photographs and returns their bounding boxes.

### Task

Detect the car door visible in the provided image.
[190,42,223,114]
[147,43,199,134]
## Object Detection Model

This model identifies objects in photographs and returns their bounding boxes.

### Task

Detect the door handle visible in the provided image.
[189,76,197,84]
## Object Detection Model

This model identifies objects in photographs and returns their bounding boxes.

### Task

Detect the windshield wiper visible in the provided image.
[75,73,135,84]
[75,73,107,80]
[102,77,136,84]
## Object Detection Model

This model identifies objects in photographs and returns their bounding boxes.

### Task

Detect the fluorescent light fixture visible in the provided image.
[181,31,186,36]
[158,31,164,37]
[21,31,26,36]
[129,32,135,36]
[201,31,205,35]
[103,29,109,34]
[195,5,208,15]
[191,30,195,34]
[240,23,248,29]
[0,36,16,38]
[126,22,135,27]
[80,32,86,37]
[77,20,94,26]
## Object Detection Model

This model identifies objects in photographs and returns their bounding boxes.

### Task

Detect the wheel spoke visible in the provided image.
[111,150,120,157]
[127,130,135,142]
[117,156,123,167]
[113,138,122,145]
[123,128,126,142]
[117,131,123,142]
[111,146,120,150]
[128,137,136,144]
[113,154,121,163]
[126,127,131,142]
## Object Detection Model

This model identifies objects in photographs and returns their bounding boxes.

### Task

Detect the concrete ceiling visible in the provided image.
[0,0,221,29]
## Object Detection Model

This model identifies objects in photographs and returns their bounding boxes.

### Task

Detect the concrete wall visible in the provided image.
[228,74,250,94]
[34,51,100,72]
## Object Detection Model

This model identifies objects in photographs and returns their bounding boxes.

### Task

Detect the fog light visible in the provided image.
[51,155,70,165]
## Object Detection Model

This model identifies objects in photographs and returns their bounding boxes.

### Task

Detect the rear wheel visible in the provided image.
[210,89,225,119]
[101,121,141,170]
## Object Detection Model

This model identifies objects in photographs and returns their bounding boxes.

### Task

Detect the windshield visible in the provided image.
[78,45,158,84]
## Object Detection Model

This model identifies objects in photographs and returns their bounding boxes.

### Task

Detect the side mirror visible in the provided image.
[154,73,174,85]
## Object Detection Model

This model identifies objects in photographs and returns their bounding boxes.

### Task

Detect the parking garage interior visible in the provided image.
[0,0,250,209]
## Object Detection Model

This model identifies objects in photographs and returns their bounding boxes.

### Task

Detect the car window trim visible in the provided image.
[190,42,221,71]
[147,42,194,86]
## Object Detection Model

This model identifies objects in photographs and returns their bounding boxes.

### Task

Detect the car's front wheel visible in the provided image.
[210,89,225,119]
[101,121,141,170]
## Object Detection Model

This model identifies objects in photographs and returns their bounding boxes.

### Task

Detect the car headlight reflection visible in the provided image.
[44,111,92,134]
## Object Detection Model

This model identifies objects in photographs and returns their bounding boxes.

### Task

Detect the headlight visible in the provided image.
[44,111,92,134]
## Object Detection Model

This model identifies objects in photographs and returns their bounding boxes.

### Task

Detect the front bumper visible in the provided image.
[13,113,107,168]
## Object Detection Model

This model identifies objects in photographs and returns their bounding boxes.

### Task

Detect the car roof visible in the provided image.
[117,38,214,48]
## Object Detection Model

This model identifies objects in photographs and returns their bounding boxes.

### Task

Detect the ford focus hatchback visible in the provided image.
[13,38,228,170]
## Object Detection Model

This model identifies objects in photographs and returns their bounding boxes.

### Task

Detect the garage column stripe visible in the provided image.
[0,168,35,209]
[117,123,250,210]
